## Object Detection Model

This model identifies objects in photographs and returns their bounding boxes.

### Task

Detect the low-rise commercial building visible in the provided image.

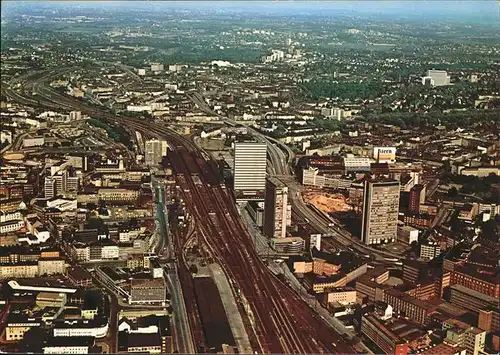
[270,237,305,254]
[97,189,140,203]
[384,288,438,325]
[53,317,109,338]
[129,278,166,305]
[323,287,356,305]
[5,314,42,341]
[361,314,409,355]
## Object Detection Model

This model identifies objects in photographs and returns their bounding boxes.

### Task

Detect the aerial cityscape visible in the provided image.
[0,1,499,354]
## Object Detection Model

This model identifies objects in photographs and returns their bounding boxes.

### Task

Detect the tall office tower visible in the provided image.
[44,177,56,199]
[408,184,426,214]
[263,177,291,239]
[233,140,267,197]
[421,70,451,87]
[145,139,168,166]
[44,170,79,198]
[361,179,400,245]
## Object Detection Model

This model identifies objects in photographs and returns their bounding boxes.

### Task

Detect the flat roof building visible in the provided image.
[233,140,267,198]
[361,179,400,245]
[263,177,291,239]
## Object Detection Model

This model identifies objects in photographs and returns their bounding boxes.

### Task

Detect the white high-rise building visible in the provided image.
[233,140,267,197]
[264,177,291,239]
[144,139,168,166]
[422,70,451,87]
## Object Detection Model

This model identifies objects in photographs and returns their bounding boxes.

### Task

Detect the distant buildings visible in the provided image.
[130,278,167,305]
[263,177,291,239]
[233,140,267,198]
[422,70,451,87]
[262,50,284,63]
[144,139,168,166]
[361,179,400,245]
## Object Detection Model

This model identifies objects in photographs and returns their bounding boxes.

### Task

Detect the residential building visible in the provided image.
[361,179,400,245]
[69,111,82,121]
[420,240,441,260]
[233,140,267,197]
[144,139,168,166]
[263,177,291,239]
[0,219,24,234]
[0,262,38,278]
[38,258,66,276]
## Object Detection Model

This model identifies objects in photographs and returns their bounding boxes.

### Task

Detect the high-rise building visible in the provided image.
[233,140,267,197]
[361,179,400,245]
[44,177,56,199]
[263,177,291,239]
[422,70,451,87]
[44,170,78,198]
[409,184,426,213]
[145,139,168,166]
